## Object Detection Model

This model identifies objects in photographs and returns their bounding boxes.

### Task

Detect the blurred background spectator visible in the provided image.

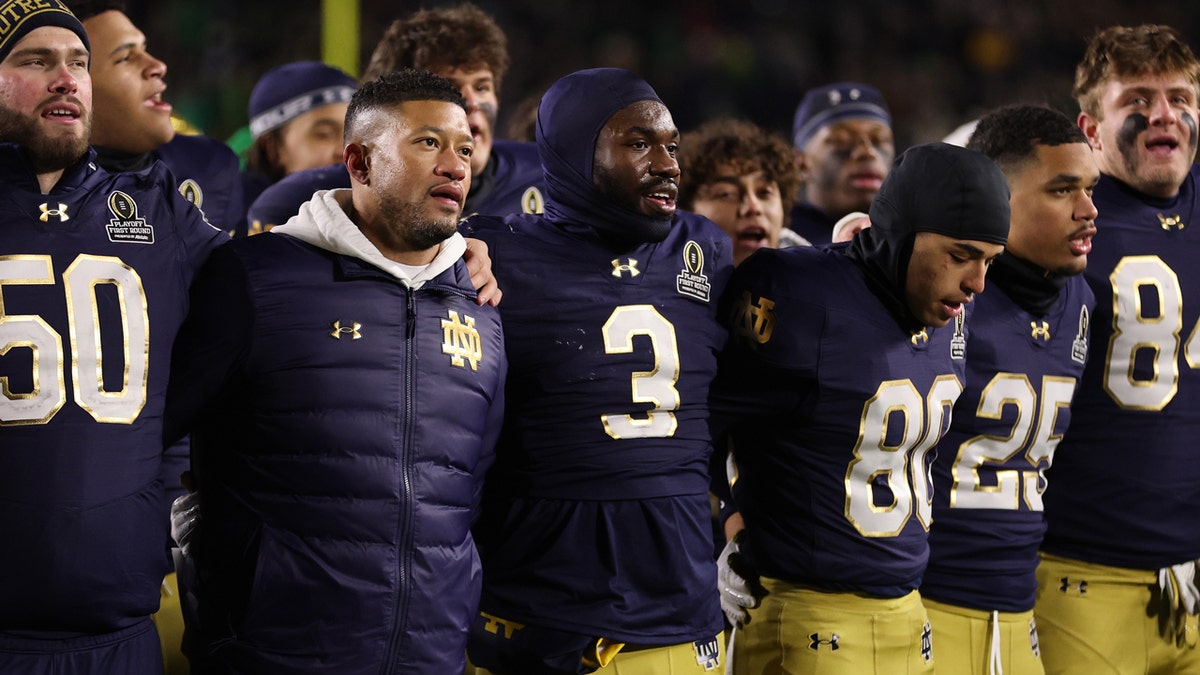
[127,0,1195,149]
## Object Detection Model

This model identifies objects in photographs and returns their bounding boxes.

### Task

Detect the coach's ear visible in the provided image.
[345,143,370,186]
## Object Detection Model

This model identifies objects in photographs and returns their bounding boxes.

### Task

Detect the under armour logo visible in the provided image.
[39,203,69,222]
[612,258,640,277]
[911,329,929,345]
[1059,577,1088,595]
[480,611,524,639]
[441,310,483,371]
[921,620,933,662]
[809,633,839,651]
[330,320,361,340]
[1031,321,1051,340]
[1158,213,1185,230]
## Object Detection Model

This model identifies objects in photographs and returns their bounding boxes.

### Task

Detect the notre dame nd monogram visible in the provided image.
[441,310,483,371]
[733,291,776,345]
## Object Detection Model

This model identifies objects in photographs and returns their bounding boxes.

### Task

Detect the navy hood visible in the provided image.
[846,142,1010,330]
[537,67,673,244]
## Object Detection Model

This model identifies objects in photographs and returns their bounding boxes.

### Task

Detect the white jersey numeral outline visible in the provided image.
[600,304,681,439]
[1105,255,1200,410]
[950,374,1076,511]
[845,375,962,536]
[0,254,149,426]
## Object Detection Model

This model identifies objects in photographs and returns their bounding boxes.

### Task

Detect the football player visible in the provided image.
[1037,24,1200,674]
[463,68,732,675]
[923,104,1099,675]
[0,5,227,673]
[714,142,1009,674]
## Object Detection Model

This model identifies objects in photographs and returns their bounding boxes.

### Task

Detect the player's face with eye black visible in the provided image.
[906,232,1004,327]
[800,118,893,217]
[592,100,680,220]
[1081,72,1199,198]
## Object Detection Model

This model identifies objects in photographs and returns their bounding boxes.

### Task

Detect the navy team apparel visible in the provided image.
[1043,169,1200,569]
[465,211,731,645]
[164,220,506,674]
[924,273,1094,612]
[787,200,838,246]
[0,147,224,644]
[97,133,245,238]
[153,134,246,237]
[246,139,546,232]
[712,243,968,596]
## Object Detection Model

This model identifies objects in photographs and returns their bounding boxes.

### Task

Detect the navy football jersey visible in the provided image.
[247,139,546,233]
[465,211,731,643]
[0,147,225,634]
[1043,168,1200,569]
[924,277,1094,612]
[712,244,968,596]
[153,134,245,237]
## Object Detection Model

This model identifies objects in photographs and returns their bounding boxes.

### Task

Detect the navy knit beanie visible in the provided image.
[248,61,357,139]
[792,82,890,149]
[0,0,90,65]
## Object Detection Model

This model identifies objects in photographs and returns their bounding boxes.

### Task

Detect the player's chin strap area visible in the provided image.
[987,610,1003,675]
[1157,561,1200,648]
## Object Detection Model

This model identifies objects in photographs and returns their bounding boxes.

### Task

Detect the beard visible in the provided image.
[0,99,90,174]
[376,191,460,252]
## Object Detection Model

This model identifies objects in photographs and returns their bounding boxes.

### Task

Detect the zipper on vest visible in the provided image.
[383,291,419,674]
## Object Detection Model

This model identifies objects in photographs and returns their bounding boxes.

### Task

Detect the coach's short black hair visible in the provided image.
[344,69,467,142]
[967,105,1088,172]
[62,0,126,21]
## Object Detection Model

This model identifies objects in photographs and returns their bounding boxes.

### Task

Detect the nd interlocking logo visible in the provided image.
[441,310,483,371]
[480,612,523,639]
[693,636,720,670]
[733,291,775,345]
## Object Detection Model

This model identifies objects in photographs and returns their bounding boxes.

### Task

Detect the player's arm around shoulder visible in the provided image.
[459,214,516,307]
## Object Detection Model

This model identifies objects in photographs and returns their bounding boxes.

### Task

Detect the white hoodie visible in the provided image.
[272,188,467,289]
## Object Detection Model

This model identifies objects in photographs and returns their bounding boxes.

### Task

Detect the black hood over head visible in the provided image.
[537,67,673,247]
[846,142,1010,331]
